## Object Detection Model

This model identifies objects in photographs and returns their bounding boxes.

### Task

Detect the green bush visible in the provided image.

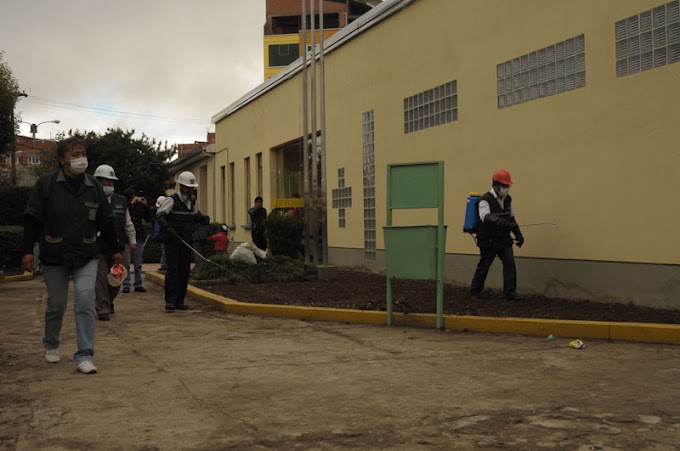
[191,254,310,284]
[0,186,33,226]
[0,226,24,270]
[264,211,304,258]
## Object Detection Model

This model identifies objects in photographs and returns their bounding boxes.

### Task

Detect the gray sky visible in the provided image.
[0,0,265,145]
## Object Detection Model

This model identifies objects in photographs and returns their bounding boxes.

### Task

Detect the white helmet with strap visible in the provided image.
[155,195,167,208]
[93,164,118,180]
[177,171,198,188]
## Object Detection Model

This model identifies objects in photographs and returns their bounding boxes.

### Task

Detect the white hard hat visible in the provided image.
[155,195,167,208]
[94,164,118,180]
[177,171,198,188]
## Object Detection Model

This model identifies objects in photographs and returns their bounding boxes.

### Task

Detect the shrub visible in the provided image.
[0,186,33,226]
[264,211,304,258]
[142,222,223,264]
[191,254,309,284]
[0,226,24,270]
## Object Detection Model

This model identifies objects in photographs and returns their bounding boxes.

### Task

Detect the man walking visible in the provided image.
[469,169,525,301]
[156,171,209,311]
[93,164,136,320]
[121,188,151,293]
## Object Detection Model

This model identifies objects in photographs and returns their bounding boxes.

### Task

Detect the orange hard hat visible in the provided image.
[492,169,513,185]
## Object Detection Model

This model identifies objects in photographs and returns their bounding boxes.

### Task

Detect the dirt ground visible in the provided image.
[195,270,680,325]
[2,276,680,450]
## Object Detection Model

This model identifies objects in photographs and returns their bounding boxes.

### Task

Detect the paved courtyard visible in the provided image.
[1,275,679,450]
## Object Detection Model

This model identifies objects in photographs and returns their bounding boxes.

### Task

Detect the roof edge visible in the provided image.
[211,0,416,125]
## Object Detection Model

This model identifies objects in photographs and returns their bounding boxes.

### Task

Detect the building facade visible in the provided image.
[1,136,55,187]
[212,0,680,308]
[264,0,377,79]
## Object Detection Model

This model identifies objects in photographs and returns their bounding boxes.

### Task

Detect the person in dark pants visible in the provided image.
[248,196,267,251]
[155,171,209,311]
[469,169,525,301]
[93,164,136,320]
[121,188,151,293]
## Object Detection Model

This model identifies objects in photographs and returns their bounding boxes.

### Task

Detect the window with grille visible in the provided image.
[362,110,376,262]
[268,44,300,67]
[497,34,586,109]
[615,0,680,77]
[332,168,352,228]
[403,80,458,134]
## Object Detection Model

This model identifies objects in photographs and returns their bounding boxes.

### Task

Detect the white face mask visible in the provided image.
[498,187,510,198]
[181,191,196,202]
[69,157,88,175]
[103,186,115,197]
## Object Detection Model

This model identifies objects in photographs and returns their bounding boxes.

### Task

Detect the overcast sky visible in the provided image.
[0,0,266,145]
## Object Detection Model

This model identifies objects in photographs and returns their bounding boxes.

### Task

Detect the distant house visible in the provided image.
[1,136,56,187]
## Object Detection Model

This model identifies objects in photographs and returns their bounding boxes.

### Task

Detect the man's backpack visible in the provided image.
[463,193,482,234]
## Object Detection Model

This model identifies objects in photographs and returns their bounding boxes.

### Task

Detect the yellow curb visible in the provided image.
[145,271,680,345]
[1,272,35,283]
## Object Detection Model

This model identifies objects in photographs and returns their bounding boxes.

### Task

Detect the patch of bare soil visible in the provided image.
[195,270,680,325]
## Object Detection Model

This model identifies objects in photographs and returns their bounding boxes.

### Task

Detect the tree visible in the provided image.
[0,50,21,156]
[74,128,176,201]
[27,128,175,199]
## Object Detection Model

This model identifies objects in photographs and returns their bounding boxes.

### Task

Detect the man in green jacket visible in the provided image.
[22,138,123,374]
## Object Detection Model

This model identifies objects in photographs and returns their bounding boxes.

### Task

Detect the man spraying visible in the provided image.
[469,169,525,301]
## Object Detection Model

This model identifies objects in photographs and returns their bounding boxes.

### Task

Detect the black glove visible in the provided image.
[486,214,512,230]
[202,215,210,225]
[512,225,525,248]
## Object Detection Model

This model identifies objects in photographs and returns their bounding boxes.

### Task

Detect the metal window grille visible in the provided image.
[497,34,586,109]
[362,110,376,261]
[403,80,458,134]
[616,0,680,77]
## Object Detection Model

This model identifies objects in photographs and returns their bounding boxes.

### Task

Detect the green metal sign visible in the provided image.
[384,161,447,329]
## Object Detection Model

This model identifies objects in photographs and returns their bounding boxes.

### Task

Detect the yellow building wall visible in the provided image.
[214,77,304,243]
[264,34,300,80]
[323,0,680,265]
[219,0,680,265]
[265,30,341,80]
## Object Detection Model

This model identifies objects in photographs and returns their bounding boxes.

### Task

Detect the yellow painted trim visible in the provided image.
[272,198,305,208]
[145,272,680,345]
[1,272,35,283]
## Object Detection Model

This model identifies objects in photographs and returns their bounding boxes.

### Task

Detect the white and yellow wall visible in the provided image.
[213,0,680,308]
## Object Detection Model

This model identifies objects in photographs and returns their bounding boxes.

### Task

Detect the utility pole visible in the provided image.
[319,0,328,265]
[9,92,28,186]
[302,0,311,264]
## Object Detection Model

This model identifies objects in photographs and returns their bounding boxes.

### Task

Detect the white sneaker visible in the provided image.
[76,360,98,374]
[44,349,60,363]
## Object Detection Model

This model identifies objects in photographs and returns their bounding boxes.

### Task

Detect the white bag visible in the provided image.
[228,243,257,265]
[244,241,267,259]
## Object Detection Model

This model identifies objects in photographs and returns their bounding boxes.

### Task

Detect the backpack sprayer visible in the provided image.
[176,235,233,273]
[463,192,557,244]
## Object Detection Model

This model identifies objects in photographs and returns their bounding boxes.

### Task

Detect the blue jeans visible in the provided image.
[42,259,98,364]
[123,241,145,289]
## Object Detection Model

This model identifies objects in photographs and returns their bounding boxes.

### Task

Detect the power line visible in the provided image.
[23,95,210,125]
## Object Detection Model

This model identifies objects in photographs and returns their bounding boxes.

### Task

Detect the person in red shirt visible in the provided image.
[207,225,230,254]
